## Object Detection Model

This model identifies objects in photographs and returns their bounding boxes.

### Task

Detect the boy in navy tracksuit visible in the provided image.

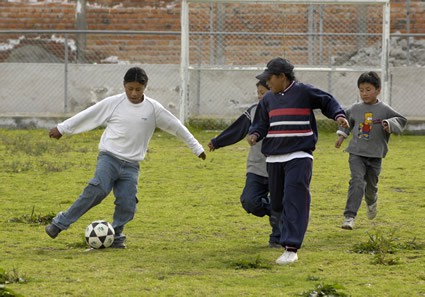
[248,57,350,265]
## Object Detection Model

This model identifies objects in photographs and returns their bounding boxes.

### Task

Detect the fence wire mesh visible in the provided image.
[184,1,388,122]
[0,0,424,131]
[187,3,383,67]
[0,31,182,117]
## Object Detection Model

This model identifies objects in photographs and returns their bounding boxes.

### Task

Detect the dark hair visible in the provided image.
[281,71,296,82]
[357,71,381,89]
[124,67,148,85]
[256,79,270,90]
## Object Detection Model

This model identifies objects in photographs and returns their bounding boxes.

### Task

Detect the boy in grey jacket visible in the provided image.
[335,71,407,230]
[208,80,281,247]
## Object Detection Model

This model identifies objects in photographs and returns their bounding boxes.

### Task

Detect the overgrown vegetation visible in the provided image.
[230,255,271,270]
[0,268,27,285]
[352,229,424,265]
[300,283,349,297]
[8,206,55,225]
[0,285,25,297]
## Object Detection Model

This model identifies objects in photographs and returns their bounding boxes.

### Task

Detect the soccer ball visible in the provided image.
[84,220,115,249]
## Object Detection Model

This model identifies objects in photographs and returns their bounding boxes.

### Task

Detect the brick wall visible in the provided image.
[0,0,424,64]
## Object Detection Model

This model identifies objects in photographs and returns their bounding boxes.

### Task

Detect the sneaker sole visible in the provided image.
[45,226,59,239]
[367,213,377,220]
[341,225,353,230]
[276,258,298,265]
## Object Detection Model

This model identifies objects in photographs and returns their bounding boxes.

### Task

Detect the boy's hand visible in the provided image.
[382,121,390,133]
[335,135,345,148]
[198,152,206,160]
[49,127,63,139]
[207,141,215,152]
[337,117,350,128]
[247,134,258,146]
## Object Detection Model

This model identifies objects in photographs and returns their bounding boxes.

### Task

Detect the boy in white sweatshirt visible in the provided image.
[45,67,206,248]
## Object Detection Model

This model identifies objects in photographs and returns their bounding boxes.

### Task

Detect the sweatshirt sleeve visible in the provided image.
[308,85,346,120]
[248,98,270,141]
[57,97,116,135]
[383,106,407,135]
[210,105,253,149]
[154,101,204,156]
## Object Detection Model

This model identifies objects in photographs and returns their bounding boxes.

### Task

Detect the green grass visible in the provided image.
[0,128,424,296]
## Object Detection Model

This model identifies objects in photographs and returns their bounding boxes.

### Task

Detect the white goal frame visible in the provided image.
[180,0,390,122]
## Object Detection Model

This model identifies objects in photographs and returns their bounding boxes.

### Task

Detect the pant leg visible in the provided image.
[364,157,382,206]
[52,153,117,230]
[281,158,312,250]
[267,162,285,245]
[344,154,367,218]
[112,160,140,243]
[240,172,280,244]
[240,173,270,217]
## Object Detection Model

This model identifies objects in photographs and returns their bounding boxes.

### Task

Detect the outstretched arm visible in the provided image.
[155,103,205,158]
[209,106,254,151]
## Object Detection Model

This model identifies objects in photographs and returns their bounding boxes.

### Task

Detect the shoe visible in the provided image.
[45,224,61,239]
[268,242,283,249]
[366,201,378,220]
[275,250,298,265]
[110,242,127,249]
[341,217,354,230]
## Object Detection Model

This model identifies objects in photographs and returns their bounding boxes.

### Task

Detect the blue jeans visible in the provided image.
[240,172,280,244]
[52,152,139,244]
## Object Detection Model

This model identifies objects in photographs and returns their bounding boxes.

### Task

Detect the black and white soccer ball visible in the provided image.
[84,220,115,249]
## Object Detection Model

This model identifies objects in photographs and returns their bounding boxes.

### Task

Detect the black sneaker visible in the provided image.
[110,242,127,249]
[45,224,61,239]
[268,242,283,249]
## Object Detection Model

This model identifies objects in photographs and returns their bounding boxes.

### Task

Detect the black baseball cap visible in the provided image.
[256,57,294,81]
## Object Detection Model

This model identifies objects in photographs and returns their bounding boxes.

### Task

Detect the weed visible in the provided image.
[0,267,27,284]
[352,229,423,265]
[352,229,399,255]
[39,160,70,173]
[3,160,32,173]
[8,206,55,225]
[230,255,271,270]
[398,237,425,250]
[0,285,25,297]
[0,131,73,157]
[307,275,321,281]
[371,252,400,266]
[300,283,349,297]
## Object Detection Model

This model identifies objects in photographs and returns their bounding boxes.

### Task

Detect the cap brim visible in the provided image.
[255,70,272,81]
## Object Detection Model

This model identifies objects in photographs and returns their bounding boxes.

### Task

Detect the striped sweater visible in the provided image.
[249,81,346,156]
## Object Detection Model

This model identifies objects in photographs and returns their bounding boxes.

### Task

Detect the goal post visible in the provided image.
[180,0,390,123]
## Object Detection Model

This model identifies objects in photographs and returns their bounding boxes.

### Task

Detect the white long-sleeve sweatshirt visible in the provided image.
[57,93,204,162]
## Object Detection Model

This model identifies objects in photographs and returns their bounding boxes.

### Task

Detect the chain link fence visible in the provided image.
[0,30,182,118]
[182,0,390,123]
[0,1,425,131]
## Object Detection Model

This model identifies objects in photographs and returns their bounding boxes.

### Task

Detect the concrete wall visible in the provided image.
[0,64,424,133]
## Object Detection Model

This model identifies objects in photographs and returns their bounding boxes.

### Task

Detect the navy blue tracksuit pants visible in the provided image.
[267,157,312,249]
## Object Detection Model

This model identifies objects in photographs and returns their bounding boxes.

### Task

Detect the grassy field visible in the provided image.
[0,127,424,297]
